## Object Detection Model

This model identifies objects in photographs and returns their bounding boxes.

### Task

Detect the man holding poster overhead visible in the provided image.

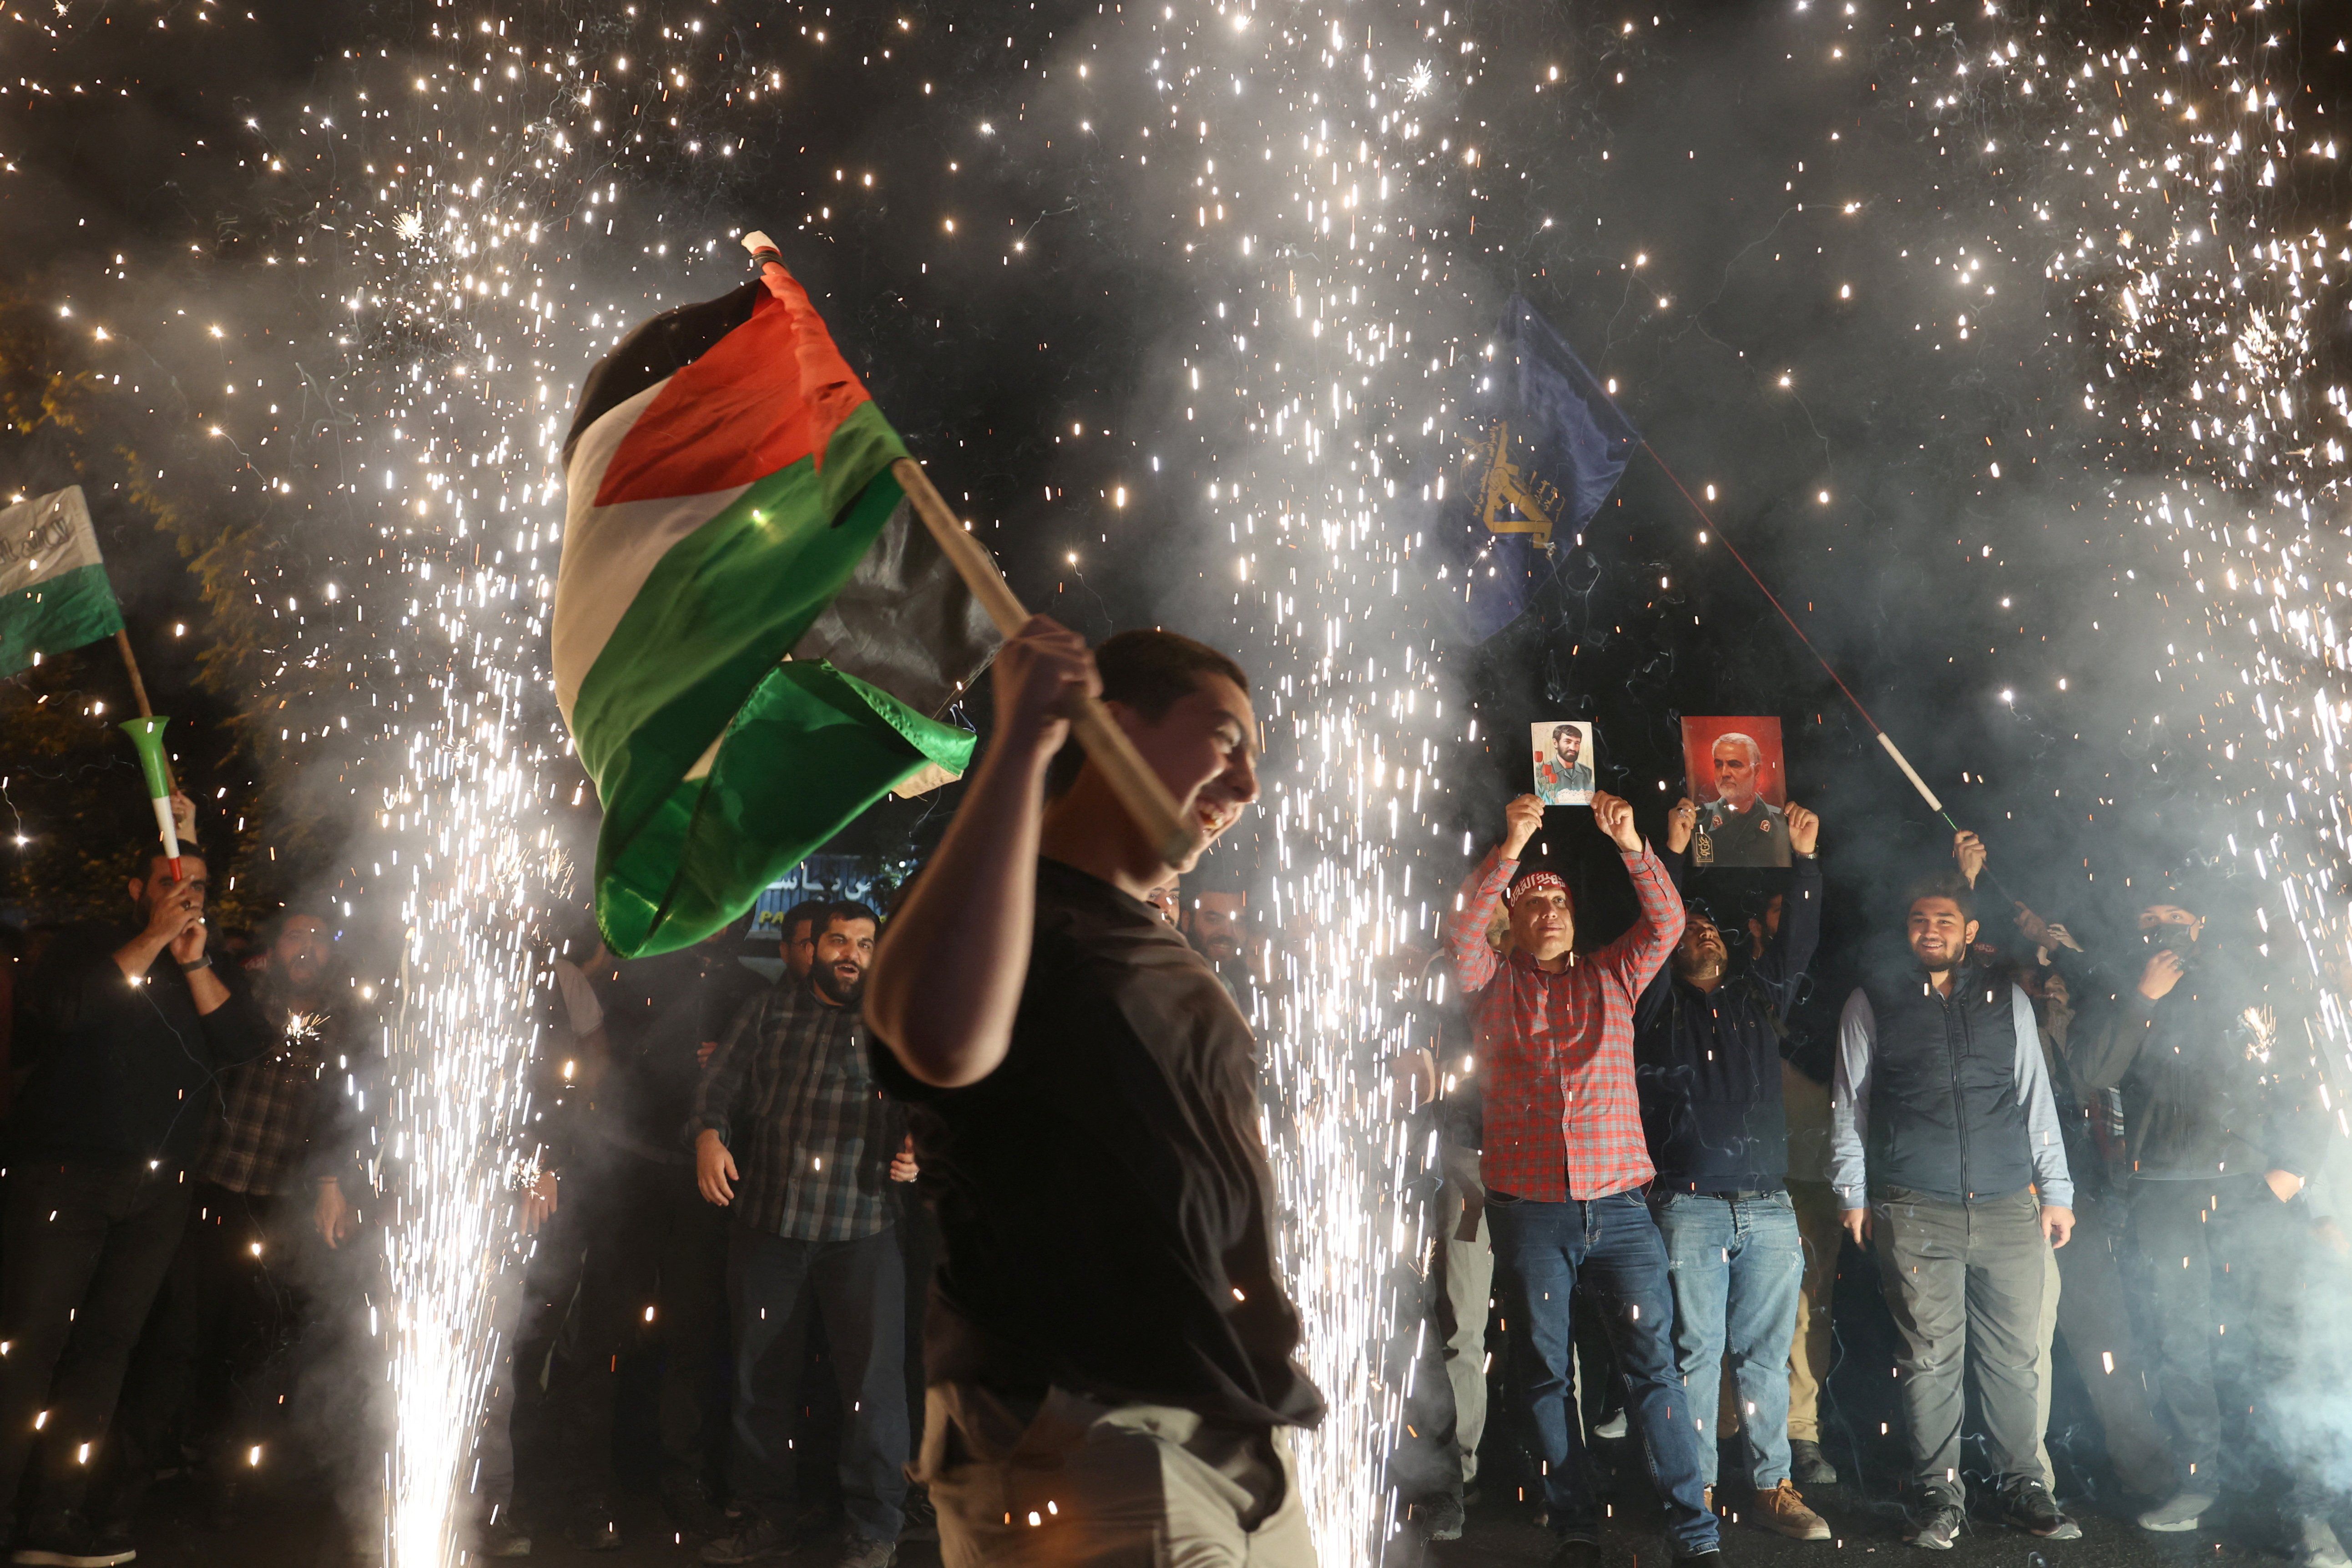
[1686,721,1792,870]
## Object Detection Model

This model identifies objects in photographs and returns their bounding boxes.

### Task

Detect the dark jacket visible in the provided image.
[1858,961,2039,1201]
[10,922,273,1168]
[1634,850,1822,1192]
[2074,942,2327,1182]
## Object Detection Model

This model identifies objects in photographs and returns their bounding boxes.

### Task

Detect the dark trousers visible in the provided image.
[1485,1191,1717,1555]
[101,1184,302,1518]
[2130,1175,2303,1491]
[728,1225,908,1542]
[1869,1186,2046,1505]
[0,1160,193,1529]
[545,1153,731,1500]
[2034,1186,2173,1496]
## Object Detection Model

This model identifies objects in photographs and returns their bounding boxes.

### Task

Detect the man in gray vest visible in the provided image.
[1831,871,2078,1550]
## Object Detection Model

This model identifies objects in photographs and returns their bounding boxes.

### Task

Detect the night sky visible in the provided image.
[8,0,2352,968]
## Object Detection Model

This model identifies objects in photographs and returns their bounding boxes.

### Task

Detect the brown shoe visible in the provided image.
[1754,1479,1831,1542]
[1704,1485,1715,1515]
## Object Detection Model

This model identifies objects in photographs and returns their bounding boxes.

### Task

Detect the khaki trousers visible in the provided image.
[1783,1178,1844,1443]
[1433,1143,1494,1483]
[922,1383,1318,1568]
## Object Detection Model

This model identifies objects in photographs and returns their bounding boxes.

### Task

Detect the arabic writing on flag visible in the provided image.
[0,485,123,679]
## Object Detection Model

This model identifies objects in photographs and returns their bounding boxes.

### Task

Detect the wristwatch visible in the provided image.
[177,954,214,974]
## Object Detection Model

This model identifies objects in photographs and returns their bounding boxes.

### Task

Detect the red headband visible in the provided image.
[1508,870,1568,904]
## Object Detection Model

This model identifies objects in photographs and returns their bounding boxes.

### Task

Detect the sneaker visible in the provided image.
[1754,1479,1832,1542]
[1418,1493,1465,1542]
[1790,1438,1840,1487]
[10,1513,136,1568]
[700,1514,792,1566]
[2302,1516,2352,1568]
[809,1531,896,1568]
[2000,1480,2082,1541]
[1907,1502,1965,1550]
[899,1483,938,1544]
[1592,1409,1629,1440]
[1545,1538,1601,1568]
[565,1501,622,1552]
[475,1518,532,1558]
[2138,1487,2215,1533]
[661,1473,728,1538]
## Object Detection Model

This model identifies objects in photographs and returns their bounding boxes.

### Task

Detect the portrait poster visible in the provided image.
[1682,717,1791,869]
[1530,721,1595,805]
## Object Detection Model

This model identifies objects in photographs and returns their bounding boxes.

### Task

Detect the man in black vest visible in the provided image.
[1830,872,2078,1550]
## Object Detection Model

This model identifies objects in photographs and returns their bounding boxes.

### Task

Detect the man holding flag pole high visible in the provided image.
[553,235,1322,1568]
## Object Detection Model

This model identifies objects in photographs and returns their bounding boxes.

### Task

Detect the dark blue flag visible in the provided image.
[1451,297,1639,642]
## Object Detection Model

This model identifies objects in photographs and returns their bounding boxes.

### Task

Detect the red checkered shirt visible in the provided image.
[1448,845,1684,1202]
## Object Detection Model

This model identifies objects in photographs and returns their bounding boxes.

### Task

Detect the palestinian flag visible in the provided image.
[0,485,123,679]
[556,264,999,958]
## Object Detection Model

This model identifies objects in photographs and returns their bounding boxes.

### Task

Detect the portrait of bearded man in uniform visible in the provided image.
[1684,719,1792,868]
[1530,721,1595,805]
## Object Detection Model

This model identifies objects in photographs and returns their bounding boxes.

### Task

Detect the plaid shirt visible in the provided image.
[1448,846,1683,1202]
[194,983,334,1197]
[692,975,896,1241]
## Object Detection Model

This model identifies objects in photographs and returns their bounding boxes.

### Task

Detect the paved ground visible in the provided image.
[113,1463,2315,1568]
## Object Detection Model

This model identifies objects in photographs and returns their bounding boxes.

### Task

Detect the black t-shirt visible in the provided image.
[869,858,1325,1431]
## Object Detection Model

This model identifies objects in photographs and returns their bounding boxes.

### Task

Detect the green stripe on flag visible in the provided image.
[598,662,972,957]
[575,401,970,955]
[0,560,123,679]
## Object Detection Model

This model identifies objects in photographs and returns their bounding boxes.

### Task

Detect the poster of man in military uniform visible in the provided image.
[1530,721,1595,804]
[1682,717,1792,867]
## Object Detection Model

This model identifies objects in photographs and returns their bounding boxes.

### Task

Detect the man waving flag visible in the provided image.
[557,248,999,958]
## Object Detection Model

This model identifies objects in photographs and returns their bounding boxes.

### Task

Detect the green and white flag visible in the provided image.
[555,261,1000,958]
[0,485,122,679]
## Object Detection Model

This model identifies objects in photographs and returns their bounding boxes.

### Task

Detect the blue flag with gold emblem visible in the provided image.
[1452,297,1639,642]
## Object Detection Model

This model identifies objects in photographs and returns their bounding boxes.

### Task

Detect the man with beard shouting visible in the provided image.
[693,902,918,1568]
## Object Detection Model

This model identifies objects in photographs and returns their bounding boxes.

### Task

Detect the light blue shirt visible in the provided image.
[1830,982,2074,1211]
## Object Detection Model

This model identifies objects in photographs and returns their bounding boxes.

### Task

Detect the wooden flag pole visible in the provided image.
[889,456,1205,870]
[115,628,156,720]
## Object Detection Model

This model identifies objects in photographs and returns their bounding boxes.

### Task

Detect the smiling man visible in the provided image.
[692,901,915,1568]
[866,621,1323,1568]
[1831,872,2078,1550]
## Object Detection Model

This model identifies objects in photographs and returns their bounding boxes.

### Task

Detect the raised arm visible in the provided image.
[1752,806,1823,1003]
[2072,950,2177,1093]
[1592,792,1683,994]
[1447,794,1542,997]
[865,617,1098,1088]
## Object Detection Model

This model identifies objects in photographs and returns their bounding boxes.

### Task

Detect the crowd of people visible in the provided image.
[0,616,2346,1568]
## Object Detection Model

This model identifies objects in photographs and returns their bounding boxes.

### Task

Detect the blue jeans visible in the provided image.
[728,1225,909,1541]
[1487,1192,1717,1554]
[1650,1190,1805,1490]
